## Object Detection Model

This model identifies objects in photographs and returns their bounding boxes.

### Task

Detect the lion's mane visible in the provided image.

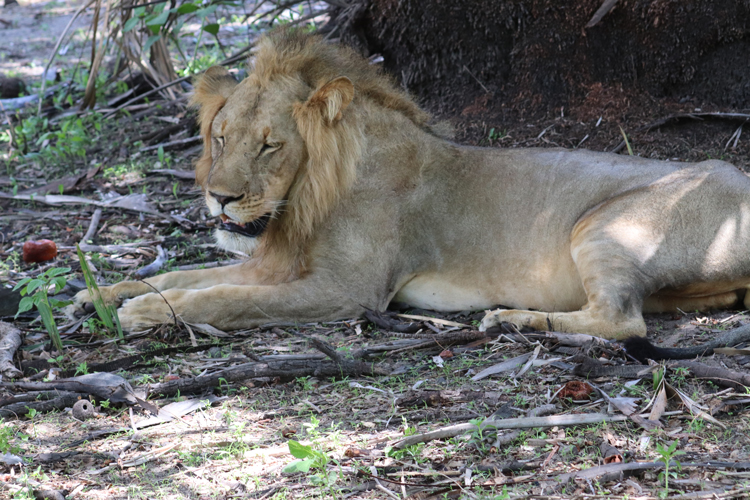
[190,31,430,274]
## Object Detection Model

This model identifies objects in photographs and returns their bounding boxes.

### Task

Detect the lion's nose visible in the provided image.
[209,191,244,208]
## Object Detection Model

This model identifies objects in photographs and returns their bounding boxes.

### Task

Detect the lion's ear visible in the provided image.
[303,76,355,125]
[193,66,238,102]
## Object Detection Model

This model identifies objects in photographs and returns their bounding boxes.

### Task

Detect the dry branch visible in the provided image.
[673,360,750,391]
[392,413,628,449]
[555,461,750,484]
[140,135,201,152]
[0,391,84,419]
[585,0,619,28]
[148,356,389,397]
[38,0,97,115]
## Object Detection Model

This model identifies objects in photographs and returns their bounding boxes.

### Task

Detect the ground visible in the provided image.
[1,1,750,499]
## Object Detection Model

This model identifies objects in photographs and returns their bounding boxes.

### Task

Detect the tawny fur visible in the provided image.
[68,30,750,338]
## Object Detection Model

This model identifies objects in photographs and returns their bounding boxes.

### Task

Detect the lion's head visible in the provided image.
[191,31,428,269]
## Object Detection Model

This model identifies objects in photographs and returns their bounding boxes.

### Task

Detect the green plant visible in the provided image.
[77,245,123,339]
[385,420,425,462]
[468,418,491,455]
[673,366,690,387]
[488,127,507,143]
[124,1,224,75]
[295,376,315,392]
[283,440,341,497]
[652,367,665,390]
[284,440,329,473]
[0,419,21,455]
[619,126,634,156]
[74,361,89,376]
[655,440,686,498]
[14,267,72,353]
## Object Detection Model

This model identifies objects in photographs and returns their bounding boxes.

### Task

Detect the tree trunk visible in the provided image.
[339,1,750,118]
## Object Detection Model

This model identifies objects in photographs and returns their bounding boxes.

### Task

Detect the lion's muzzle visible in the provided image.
[218,212,272,238]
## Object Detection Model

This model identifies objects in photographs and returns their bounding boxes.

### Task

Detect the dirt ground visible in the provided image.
[1,1,750,499]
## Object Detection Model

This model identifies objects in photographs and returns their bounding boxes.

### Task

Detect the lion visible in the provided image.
[69,30,750,340]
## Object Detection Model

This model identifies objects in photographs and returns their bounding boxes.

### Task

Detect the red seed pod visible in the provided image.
[557,380,595,401]
[22,240,58,263]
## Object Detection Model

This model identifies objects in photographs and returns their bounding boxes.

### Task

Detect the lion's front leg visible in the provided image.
[67,281,156,319]
[116,280,372,331]
[116,290,187,330]
[67,262,261,320]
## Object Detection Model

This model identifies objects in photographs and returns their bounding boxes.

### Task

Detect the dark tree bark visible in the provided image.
[338,1,750,118]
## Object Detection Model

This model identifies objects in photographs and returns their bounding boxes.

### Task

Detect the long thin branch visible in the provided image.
[38,0,97,116]
[391,413,629,449]
[101,45,252,119]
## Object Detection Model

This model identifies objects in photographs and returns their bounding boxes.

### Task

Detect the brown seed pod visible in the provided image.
[22,239,58,263]
[558,380,595,401]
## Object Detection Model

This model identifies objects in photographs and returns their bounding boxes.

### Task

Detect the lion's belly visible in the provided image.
[392,269,588,313]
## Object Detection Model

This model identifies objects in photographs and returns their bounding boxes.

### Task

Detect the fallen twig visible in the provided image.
[585,0,619,28]
[140,135,201,152]
[673,360,750,391]
[0,391,84,419]
[611,112,750,153]
[391,413,628,449]
[148,356,390,397]
[102,43,255,120]
[132,245,167,279]
[147,169,195,180]
[81,208,102,244]
[0,83,68,112]
[555,460,750,483]
[37,0,97,115]
[495,404,557,447]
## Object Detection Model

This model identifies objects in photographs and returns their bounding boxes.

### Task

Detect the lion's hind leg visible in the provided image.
[480,307,646,340]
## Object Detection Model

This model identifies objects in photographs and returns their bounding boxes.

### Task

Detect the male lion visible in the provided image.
[70,31,750,339]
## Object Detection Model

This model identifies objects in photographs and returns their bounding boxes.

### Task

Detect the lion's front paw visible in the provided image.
[479,308,510,332]
[117,291,183,331]
[66,286,120,320]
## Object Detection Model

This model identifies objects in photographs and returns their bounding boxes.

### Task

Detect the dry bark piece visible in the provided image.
[22,240,58,263]
[0,321,23,379]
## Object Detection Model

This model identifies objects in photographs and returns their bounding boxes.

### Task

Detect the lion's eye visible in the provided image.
[259,142,281,156]
[212,137,225,157]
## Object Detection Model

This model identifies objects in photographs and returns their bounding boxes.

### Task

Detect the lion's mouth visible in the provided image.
[218,213,271,238]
